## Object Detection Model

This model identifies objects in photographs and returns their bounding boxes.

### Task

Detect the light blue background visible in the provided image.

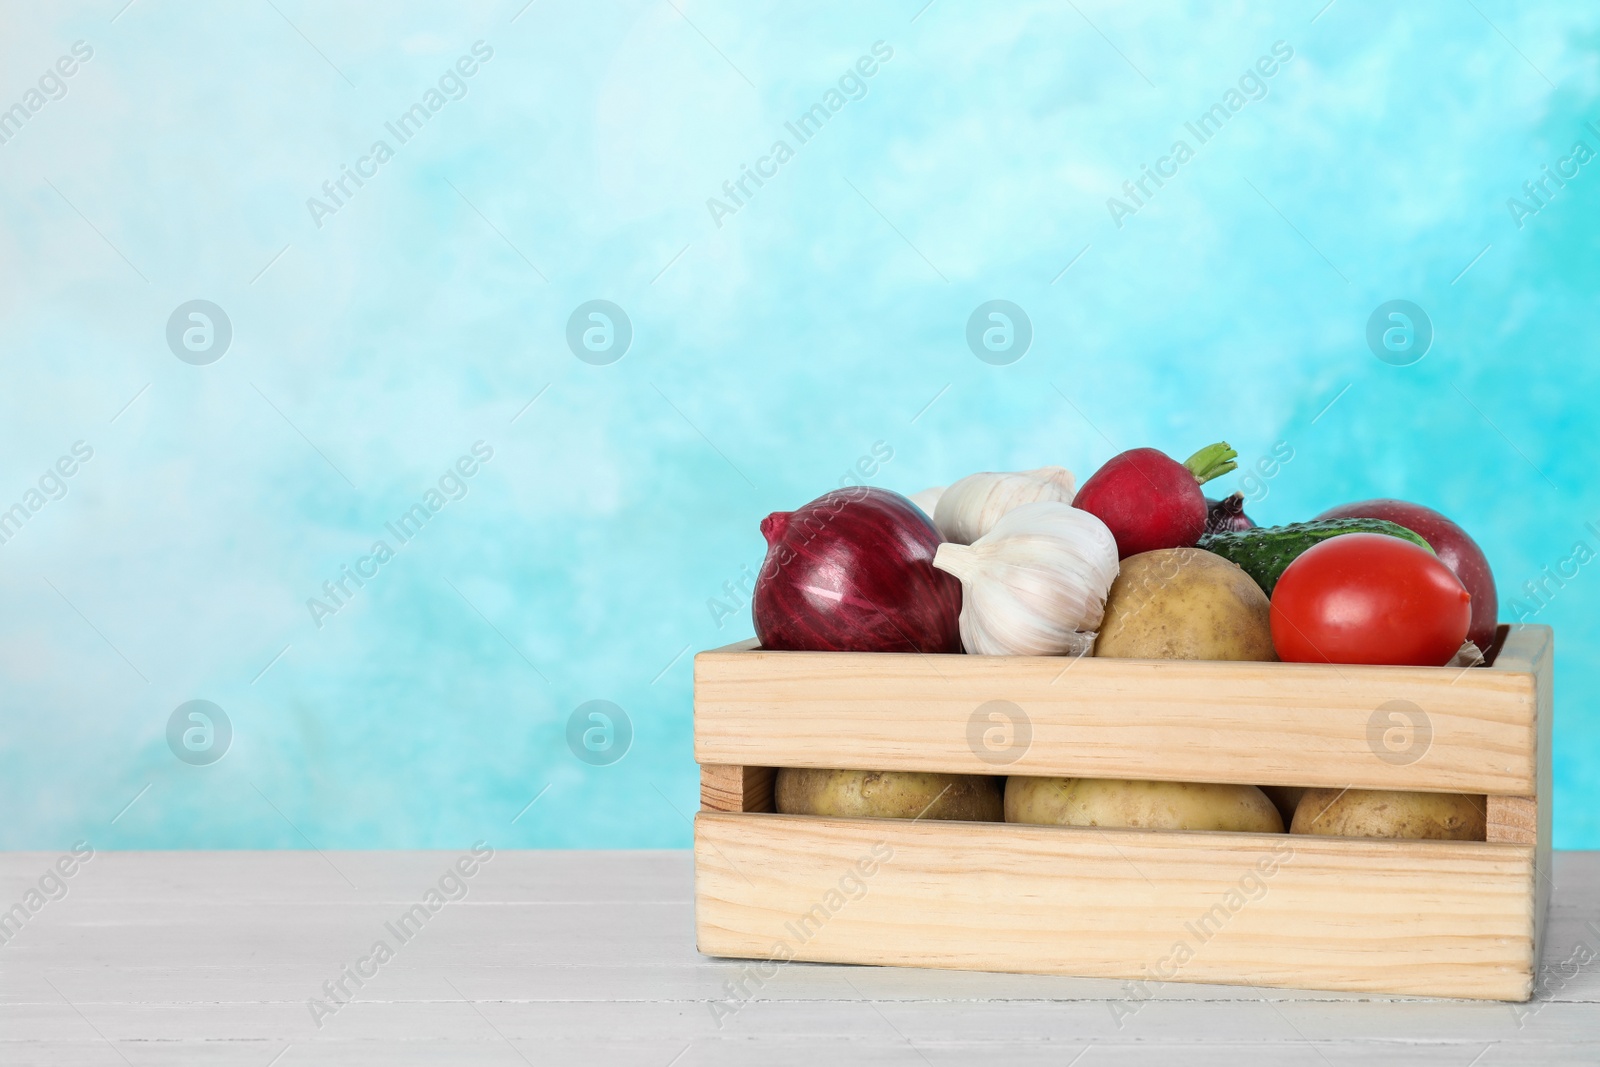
[2,1,1595,850]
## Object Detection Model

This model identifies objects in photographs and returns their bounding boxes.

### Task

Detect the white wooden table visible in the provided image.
[2,850,1595,1065]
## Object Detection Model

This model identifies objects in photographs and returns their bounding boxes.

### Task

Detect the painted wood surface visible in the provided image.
[2,850,1597,1065]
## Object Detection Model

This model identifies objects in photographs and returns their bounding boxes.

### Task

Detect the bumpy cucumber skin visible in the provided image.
[1198,519,1431,596]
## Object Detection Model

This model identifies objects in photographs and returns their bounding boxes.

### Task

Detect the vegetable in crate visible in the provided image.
[1073,441,1238,559]
[1093,547,1276,661]
[1270,533,1471,666]
[1199,518,1432,597]
[775,768,1003,822]
[931,501,1119,657]
[1260,785,1306,826]
[908,485,944,519]
[1005,777,1283,833]
[1205,491,1256,534]
[1290,788,1486,841]
[753,487,962,654]
[1316,498,1499,651]
[932,466,1076,545]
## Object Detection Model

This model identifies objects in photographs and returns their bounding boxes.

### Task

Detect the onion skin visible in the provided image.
[1314,498,1498,651]
[753,487,962,653]
[1205,492,1256,534]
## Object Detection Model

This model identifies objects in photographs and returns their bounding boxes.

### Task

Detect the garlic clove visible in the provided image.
[908,486,945,520]
[932,500,1118,658]
[932,466,1076,545]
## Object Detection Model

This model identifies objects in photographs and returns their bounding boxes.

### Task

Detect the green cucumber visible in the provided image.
[1198,519,1432,596]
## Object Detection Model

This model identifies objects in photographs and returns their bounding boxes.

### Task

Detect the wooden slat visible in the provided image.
[693,626,1548,795]
[1483,624,1553,972]
[700,765,776,813]
[1487,796,1538,844]
[1493,624,1549,675]
[695,812,1537,1001]
[1531,626,1554,968]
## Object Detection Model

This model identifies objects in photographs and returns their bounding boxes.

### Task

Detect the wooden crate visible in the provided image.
[693,624,1552,1001]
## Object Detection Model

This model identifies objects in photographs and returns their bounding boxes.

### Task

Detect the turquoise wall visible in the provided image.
[2,1,1595,849]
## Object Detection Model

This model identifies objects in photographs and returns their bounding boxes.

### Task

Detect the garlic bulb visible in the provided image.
[933,466,1076,545]
[909,486,945,519]
[932,501,1118,657]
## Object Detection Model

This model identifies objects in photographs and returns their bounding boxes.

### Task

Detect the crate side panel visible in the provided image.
[694,646,1537,793]
[1492,625,1551,675]
[695,814,1536,1001]
[1532,628,1554,962]
[700,765,776,813]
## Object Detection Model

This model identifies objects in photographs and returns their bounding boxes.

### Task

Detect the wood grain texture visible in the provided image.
[1531,626,1555,971]
[1487,796,1538,844]
[3,851,1598,1064]
[696,813,1538,1001]
[1482,625,1554,975]
[694,626,1550,795]
[700,765,776,813]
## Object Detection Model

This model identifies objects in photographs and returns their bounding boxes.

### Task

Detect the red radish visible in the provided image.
[1073,442,1239,559]
[753,487,962,653]
[1315,498,1498,652]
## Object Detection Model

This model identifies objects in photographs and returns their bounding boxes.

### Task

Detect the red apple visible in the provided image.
[1314,498,1498,651]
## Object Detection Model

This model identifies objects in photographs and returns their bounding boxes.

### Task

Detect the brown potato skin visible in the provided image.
[1290,788,1486,840]
[775,768,1003,822]
[1260,785,1307,825]
[1094,548,1276,661]
[1004,777,1284,833]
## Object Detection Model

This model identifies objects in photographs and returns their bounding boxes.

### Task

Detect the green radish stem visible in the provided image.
[1183,441,1239,485]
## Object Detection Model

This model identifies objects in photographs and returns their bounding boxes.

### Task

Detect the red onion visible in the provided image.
[1205,492,1256,533]
[753,487,962,653]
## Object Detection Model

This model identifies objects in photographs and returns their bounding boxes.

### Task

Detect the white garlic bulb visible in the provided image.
[932,501,1118,657]
[909,486,945,519]
[933,466,1076,545]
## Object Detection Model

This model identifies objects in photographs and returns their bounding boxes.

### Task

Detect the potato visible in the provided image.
[1290,788,1486,841]
[1005,776,1284,833]
[775,768,1003,822]
[1260,785,1307,825]
[1093,547,1275,661]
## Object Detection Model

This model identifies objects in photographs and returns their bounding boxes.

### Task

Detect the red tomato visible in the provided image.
[1315,498,1498,651]
[1270,533,1471,666]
